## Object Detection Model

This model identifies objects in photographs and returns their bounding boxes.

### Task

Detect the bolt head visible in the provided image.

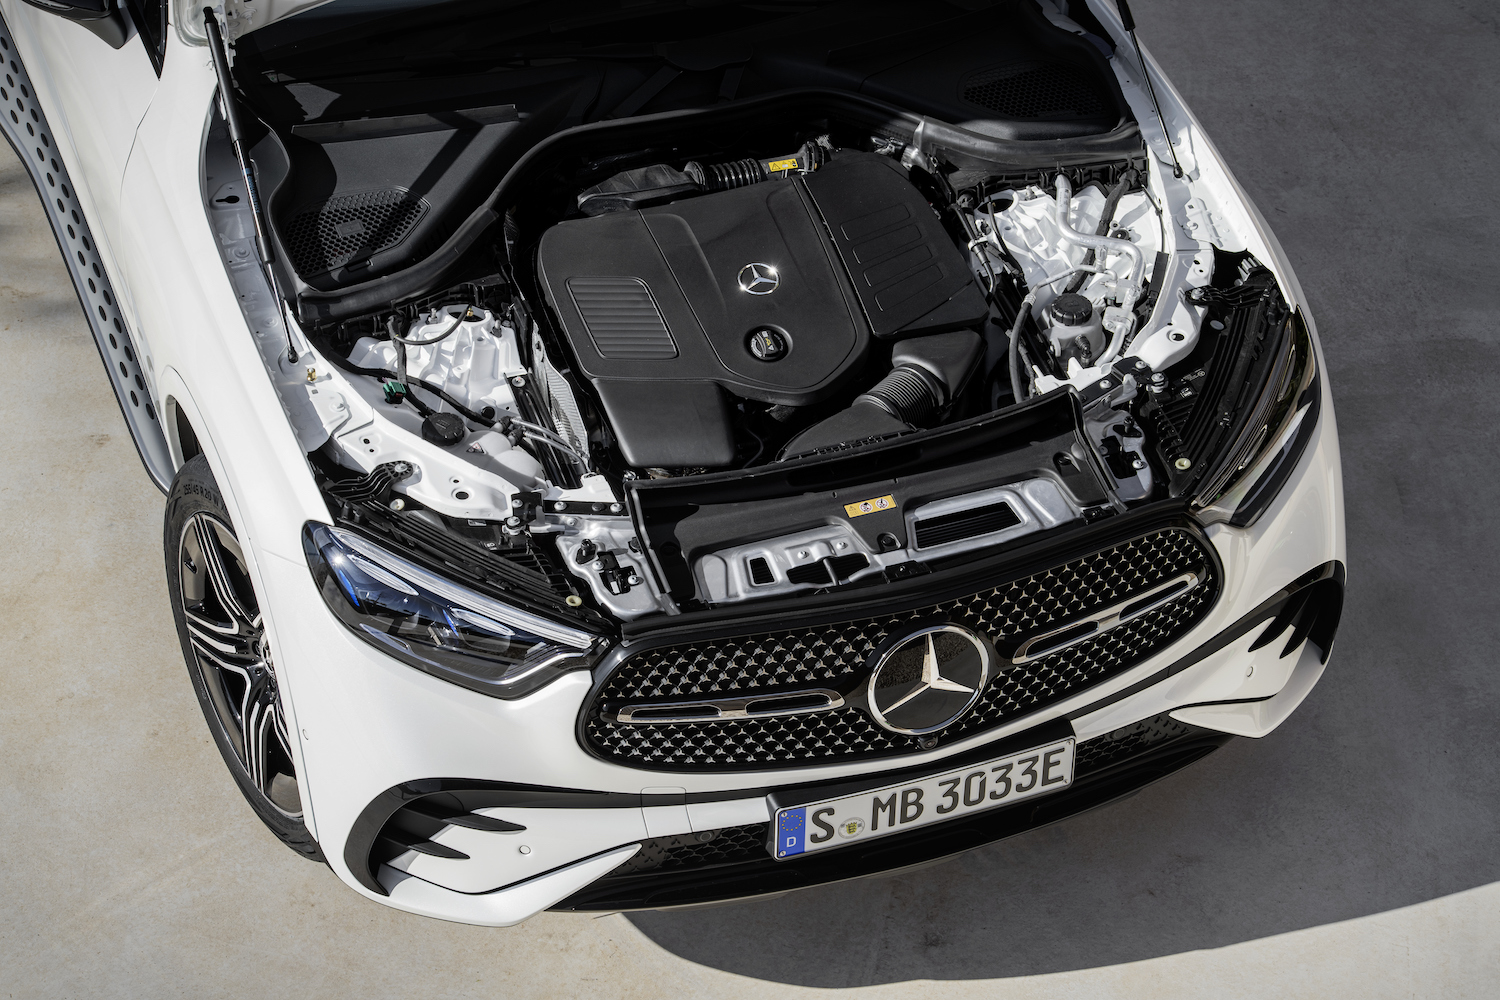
[609,503,623,514]
[553,501,567,512]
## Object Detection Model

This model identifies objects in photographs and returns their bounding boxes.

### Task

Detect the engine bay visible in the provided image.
[206,15,1298,629]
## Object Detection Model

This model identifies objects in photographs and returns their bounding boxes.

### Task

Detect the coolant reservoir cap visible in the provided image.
[1049,293,1094,327]
[421,412,468,446]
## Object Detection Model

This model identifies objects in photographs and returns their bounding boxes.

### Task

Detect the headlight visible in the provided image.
[1195,309,1320,527]
[303,523,605,699]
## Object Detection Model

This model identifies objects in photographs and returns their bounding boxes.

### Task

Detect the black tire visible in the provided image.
[165,455,325,862]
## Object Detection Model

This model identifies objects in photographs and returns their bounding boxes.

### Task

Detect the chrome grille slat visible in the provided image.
[585,528,1216,770]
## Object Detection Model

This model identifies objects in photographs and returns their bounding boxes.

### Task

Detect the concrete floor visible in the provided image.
[3,1,1499,996]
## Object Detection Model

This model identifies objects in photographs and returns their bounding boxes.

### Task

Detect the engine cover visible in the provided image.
[536,153,984,468]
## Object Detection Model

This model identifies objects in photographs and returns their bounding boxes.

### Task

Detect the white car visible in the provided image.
[1,0,1344,925]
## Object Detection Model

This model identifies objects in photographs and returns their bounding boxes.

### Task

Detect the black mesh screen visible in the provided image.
[962,63,1109,119]
[283,189,427,277]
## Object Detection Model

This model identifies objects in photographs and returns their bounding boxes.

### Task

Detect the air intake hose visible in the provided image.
[780,331,983,459]
[684,157,767,191]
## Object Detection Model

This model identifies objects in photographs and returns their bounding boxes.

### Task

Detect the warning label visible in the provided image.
[843,495,896,518]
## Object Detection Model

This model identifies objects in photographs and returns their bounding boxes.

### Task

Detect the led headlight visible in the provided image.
[1195,310,1320,527]
[303,523,605,699]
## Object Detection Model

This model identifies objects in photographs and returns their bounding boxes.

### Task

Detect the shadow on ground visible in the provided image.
[625,0,1500,986]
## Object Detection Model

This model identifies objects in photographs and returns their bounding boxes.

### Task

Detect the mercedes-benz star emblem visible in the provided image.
[866,624,995,736]
[738,262,780,295]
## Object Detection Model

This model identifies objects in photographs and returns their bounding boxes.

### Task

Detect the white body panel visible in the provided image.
[0,0,1345,925]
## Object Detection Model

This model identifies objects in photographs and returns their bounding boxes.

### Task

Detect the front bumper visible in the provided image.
[259,356,1342,924]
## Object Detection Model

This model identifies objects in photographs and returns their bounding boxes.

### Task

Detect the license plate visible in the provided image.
[770,737,1075,859]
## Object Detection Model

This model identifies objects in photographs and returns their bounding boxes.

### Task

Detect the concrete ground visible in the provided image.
[3,1,1499,997]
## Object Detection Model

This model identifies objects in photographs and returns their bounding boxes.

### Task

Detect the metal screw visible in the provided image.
[505,516,522,528]
[512,498,523,508]
[1174,457,1192,471]
[1099,379,1111,389]
[553,502,567,512]
[1132,457,1147,470]
[388,498,406,511]
[564,516,578,527]
[510,376,526,388]
[609,503,623,514]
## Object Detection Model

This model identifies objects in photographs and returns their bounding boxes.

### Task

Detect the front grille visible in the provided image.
[962,63,1109,120]
[585,528,1216,770]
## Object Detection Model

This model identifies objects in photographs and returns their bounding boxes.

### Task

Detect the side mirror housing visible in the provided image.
[18,0,131,49]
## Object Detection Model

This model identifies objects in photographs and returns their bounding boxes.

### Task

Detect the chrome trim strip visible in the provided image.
[610,688,845,726]
[1010,570,1201,664]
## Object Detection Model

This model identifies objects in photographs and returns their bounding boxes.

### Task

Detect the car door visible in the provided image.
[4,0,161,255]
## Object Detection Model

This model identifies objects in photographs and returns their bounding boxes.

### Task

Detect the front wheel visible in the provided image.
[165,455,323,861]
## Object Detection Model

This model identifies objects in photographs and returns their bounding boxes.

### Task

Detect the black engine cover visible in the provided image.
[536,153,984,468]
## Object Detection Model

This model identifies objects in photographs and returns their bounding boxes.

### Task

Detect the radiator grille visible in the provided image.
[962,63,1109,120]
[585,528,1216,770]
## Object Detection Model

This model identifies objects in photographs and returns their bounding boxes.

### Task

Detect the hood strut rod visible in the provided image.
[203,7,298,365]
[1114,0,1184,179]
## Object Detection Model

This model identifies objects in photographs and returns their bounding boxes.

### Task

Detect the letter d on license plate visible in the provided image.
[771,738,1074,859]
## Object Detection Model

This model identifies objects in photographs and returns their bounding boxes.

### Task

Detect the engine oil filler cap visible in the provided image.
[747,327,788,361]
[1049,292,1094,327]
[421,412,467,446]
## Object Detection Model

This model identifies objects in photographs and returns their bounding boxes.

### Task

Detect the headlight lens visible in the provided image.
[1195,309,1320,527]
[303,523,604,699]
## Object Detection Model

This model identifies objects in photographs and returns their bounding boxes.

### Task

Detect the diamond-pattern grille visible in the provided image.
[585,529,1217,770]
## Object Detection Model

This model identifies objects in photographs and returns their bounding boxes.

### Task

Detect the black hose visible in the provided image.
[1065,170,1138,294]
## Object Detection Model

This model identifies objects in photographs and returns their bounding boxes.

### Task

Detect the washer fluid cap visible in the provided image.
[422,412,468,446]
[1049,292,1094,326]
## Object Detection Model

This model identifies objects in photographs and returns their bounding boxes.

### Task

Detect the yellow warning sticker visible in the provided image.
[766,157,800,173]
[844,495,896,518]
